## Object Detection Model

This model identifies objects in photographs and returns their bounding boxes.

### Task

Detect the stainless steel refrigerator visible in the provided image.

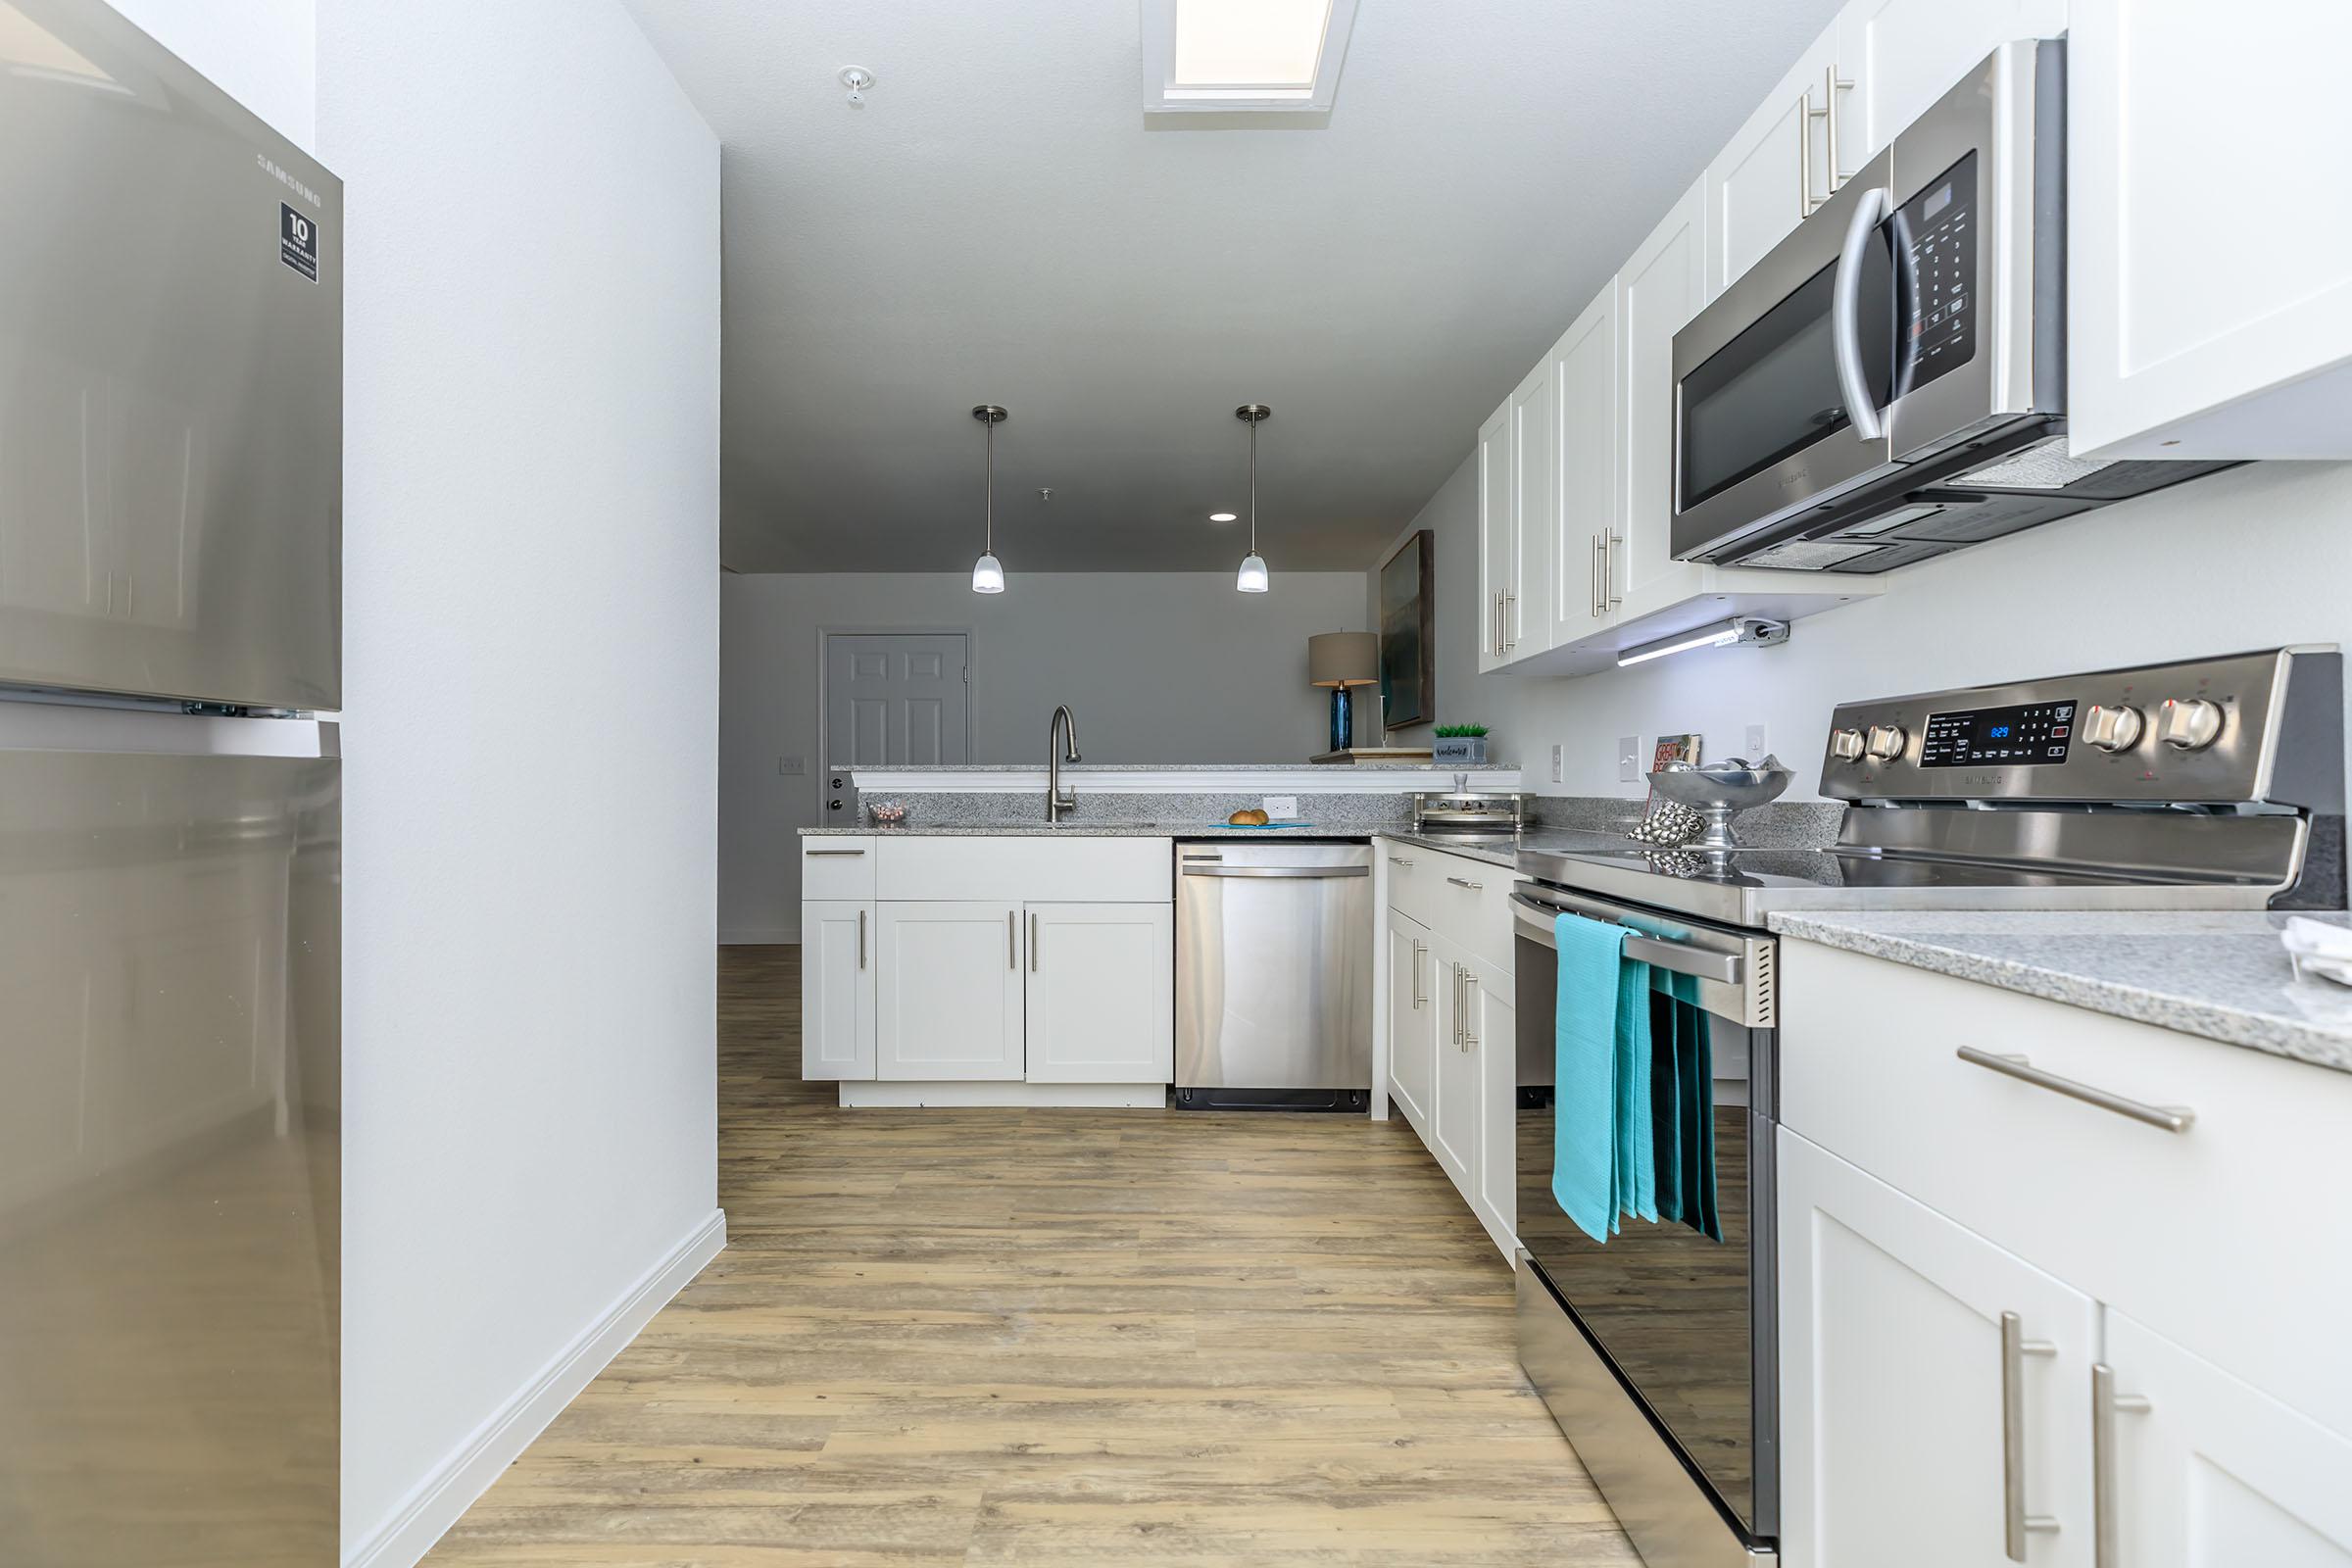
[0,2,342,1561]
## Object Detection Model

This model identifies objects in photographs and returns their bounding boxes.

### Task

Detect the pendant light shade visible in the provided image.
[970,404,1007,594]
[1235,404,1271,594]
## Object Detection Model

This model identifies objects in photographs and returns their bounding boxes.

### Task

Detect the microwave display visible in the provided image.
[1893,151,1979,397]
[1919,696,2075,767]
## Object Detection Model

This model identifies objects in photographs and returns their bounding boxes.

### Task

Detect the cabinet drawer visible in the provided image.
[1384,841,1515,975]
[1781,939,2352,1434]
[801,836,876,899]
[876,835,1169,904]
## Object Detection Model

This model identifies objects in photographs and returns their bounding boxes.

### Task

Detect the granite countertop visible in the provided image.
[802,822,1390,839]
[1768,910,2352,1074]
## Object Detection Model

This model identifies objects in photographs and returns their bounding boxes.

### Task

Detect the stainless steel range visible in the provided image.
[1511,646,2342,1568]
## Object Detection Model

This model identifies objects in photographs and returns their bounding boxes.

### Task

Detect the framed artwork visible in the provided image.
[1378,530,1434,730]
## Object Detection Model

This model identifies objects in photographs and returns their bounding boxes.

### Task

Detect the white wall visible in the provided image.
[720,570,1373,940]
[319,1,720,1563]
[1377,455,2352,802]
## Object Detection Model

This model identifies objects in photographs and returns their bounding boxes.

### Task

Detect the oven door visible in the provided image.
[1512,886,1779,1542]
[1672,147,1897,565]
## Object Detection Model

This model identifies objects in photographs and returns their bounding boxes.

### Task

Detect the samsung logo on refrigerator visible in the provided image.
[255,151,320,209]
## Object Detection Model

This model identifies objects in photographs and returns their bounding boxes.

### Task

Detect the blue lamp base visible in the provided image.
[1327,686,1353,754]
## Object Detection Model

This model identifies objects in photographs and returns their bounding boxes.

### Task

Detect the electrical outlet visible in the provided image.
[1263,795,1298,819]
[1744,724,1767,759]
[777,756,807,776]
[1549,744,1564,784]
[1617,736,1641,784]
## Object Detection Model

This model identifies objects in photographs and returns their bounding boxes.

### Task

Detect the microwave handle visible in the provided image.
[1832,183,1892,443]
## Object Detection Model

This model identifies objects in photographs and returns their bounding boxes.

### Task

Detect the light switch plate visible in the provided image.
[1744,724,1768,758]
[1617,737,1641,784]
[778,755,807,775]
[1263,795,1299,819]
[1549,744,1564,784]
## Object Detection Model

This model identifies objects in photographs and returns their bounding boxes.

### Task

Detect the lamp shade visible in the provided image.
[1307,631,1380,688]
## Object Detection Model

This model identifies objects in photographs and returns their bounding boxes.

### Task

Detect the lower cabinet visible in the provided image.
[806,889,1173,1087]
[1779,1128,2097,1567]
[800,900,876,1080]
[876,902,1026,1081]
[2098,1311,2352,1568]
[1023,902,1173,1084]
[1386,909,1437,1132]
[1383,848,1517,1257]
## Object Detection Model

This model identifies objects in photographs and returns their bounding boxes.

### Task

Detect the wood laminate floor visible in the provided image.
[425,946,1638,1566]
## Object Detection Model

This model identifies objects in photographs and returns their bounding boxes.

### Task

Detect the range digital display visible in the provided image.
[1920,698,2076,767]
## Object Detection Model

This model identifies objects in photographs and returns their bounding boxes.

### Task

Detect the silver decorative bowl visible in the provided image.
[1644,757,1792,854]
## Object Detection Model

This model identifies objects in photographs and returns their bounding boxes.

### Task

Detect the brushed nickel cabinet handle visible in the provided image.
[858,907,866,969]
[1446,875,1484,891]
[1592,532,1605,617]
[2091,1363,2151,1568]
[1823,66,1853,195]
[1460,970,1479,1052]
[1029,910,1039,972]
[1798,87,1814,217]
[1958,1048,2194,1133]
[807,847,867,857]
[1007,909,1016,969]
[1410,941,1427,1008]
[2000,1311,2060,1560]
[1388,855,1414,866]
[1604,530,1623,609]
[1502,589,1517,650]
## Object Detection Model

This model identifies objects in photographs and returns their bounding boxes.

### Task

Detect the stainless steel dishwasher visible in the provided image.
[1174,840,1374,1110]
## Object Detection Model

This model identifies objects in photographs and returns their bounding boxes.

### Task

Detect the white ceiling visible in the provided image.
[622,0,1846,573]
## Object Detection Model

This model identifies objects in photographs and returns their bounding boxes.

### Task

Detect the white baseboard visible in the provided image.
[719,925,798,945]
[838,1081,1168,1108]
[343,1207,727,1568]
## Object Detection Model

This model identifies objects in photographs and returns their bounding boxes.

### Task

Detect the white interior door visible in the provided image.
[1023,903,1173,1084]
[822,634,970,814]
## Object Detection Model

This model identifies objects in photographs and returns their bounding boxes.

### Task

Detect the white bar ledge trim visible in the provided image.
[852,766,1523,795]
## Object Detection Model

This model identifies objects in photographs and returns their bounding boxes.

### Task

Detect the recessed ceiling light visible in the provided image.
[1140,0,1357,119]
[1209,512,1238,522]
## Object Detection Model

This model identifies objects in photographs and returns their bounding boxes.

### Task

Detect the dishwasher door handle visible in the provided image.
[1180,864,1371,878]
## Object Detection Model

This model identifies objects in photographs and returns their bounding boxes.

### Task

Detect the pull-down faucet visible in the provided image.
[1047,705,1082,822]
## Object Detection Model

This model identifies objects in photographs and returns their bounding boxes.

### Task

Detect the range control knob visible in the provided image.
[2082,703,2144,753]
[1829,727,1867,761]
[1864,722,1908,761]
[2157,697,2225,751]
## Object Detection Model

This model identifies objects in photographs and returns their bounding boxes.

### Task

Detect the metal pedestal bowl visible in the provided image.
[1645,757,1793,857]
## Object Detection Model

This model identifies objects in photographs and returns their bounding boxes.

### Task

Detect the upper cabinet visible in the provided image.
[2068,1,2352,458]
[1835,0,2069,164]
[1702,27,1841,300]
[1475,400,1514,676]
[1545,285,1619,649]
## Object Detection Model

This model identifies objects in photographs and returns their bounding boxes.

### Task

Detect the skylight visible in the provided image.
[1141,0,1356,121]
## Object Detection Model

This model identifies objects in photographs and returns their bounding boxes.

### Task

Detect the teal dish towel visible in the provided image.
[1549,913,1655,1244]
[1648,971,1723,1243]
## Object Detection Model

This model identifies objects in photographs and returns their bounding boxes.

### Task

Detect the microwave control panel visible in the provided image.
[1893,150,1979,397]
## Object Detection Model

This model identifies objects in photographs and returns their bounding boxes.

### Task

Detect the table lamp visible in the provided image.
[1308,632,1380,755]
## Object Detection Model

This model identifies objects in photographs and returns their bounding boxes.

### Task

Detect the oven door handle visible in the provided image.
[1512,893,1743,987]
[1833,182,1892,443]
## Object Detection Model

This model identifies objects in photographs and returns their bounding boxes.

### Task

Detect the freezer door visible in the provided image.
[0,0,340,710]
[0,735,339,1565]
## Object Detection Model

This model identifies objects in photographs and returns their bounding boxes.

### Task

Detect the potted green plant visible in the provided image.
[1431,723,1490,765]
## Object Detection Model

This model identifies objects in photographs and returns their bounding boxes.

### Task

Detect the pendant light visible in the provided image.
[970,404,1007,594]
[1235,403,1270,593]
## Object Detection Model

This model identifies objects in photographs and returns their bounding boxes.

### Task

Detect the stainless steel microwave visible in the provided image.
[1669,40,2232,573]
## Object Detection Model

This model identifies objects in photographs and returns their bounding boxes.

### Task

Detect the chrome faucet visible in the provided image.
[1047,705,1082,821]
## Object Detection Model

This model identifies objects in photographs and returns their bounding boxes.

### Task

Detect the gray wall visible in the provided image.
[720,570,1373,939]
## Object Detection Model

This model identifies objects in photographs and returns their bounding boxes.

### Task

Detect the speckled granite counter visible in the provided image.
[1768,910,2352,1074]
[801,822,1378,839]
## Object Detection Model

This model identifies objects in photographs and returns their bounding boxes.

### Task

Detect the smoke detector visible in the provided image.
[839,67,873,106]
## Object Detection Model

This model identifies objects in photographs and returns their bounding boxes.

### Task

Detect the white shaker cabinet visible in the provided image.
[1546,283,1621,646]
[1475,400,1513,676]
[875,901,1025,1081]
[1461,946,1515,1250]
[2069,0,2352,458]
[1702,24,1840,298]
[1834,0,2067,165]
[1608,180,1703,612]
[1022,902,1173,1085]
[2097,1310,2352,1568]
[1779,1128,2097,1568]
[799,899,876,1081]
[1428,943,1480,1190]
[1386,908,1436,1134]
